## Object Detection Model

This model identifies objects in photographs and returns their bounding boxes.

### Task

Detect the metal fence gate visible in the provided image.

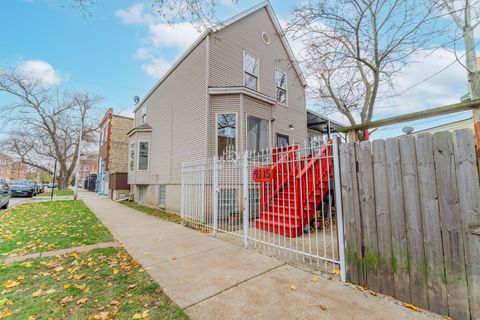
[181,138,345,280]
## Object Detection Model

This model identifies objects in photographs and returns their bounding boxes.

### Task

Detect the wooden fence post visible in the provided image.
[372,140,394,296]
[415,133,447,315]
[454,129,480,319]
[433,131,470,320]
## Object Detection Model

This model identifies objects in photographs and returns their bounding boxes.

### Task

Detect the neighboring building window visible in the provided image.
[158,185,166,207]
[217,114,236,156]
[275,69,287,104]
[138,141,149,171]
[84,165,89,171]
[129,143,135,171]
[276,134,289,147]
[141,106,147,124]
[243,51,258,91]
[101,125,108,145]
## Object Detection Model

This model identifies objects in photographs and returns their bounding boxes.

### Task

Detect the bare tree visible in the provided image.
[0,68,99,189]
[287,0,444,140]
[441,0,480,150]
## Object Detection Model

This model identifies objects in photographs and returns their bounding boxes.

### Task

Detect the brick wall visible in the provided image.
[108,116,133,174]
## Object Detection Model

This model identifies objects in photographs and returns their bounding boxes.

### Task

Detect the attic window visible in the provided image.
[261,32,270,45]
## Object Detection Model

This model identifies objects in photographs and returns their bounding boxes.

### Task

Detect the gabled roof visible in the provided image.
[134,1,307,112]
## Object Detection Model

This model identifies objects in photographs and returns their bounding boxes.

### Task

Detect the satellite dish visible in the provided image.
[402,126,414,135]
[134,96,140,105]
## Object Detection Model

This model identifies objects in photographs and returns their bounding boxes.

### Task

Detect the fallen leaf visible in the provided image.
[290,284,297,291]
[54,266,64,272]
[32,289,42,297]
[67,268,76,274]
[76,298,88,306]
[16,275,25,281]
[311,277,318,283]
[59,296,74,304]
[368,290,377,296]
[110,300,121,306]
[319,304,328,311]
[404,303,421,312]
[45,289,56,295]
[27,316,36,320]
[106,282,112,287]
[0,309,12,318]
[3,280,19,288]
[63,283,71,289]
[73,274,86,280]
[127,283,138,290]
[112,268,119,275]
[144,252,149,255]
[356,285,365,292]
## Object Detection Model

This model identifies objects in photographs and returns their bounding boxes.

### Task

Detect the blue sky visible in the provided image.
[0,0,474,138]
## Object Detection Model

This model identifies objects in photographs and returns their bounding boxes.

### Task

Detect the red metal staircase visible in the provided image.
[254,143,333,238]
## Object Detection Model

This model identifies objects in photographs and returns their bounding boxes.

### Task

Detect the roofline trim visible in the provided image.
[306,109,346,127]
[134,1,306,113]
[208,86,276,104]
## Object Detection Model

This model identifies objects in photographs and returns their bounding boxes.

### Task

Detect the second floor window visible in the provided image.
[141,106,147,124]
[138,141,149,171]
[243,51,258,91]
[275,69,287,104]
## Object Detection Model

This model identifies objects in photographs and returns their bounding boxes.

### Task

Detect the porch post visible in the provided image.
[213,156,218,236]
[332,136,346,282]
[242,150,249,248]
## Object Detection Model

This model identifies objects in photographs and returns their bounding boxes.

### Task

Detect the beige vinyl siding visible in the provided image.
[209,7,306,144]
[133,39,208,185]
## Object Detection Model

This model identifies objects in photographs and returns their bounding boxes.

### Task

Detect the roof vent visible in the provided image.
[261,32,270,45]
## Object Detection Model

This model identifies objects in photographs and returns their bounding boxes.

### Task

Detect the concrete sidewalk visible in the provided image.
[81,191,441,320]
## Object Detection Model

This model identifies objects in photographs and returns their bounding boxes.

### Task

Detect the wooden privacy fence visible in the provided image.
[338,129,480,320]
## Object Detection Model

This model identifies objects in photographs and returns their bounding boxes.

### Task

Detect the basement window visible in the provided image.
[158,185,166,207]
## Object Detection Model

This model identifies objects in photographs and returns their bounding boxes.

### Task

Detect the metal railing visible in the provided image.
[181,138,345,279]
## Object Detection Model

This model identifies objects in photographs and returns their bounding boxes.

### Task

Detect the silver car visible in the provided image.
[0,179,11,209]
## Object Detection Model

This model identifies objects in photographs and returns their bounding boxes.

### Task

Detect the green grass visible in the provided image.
[0,201,113,258]
[38,190,74,197]
[0,247,189,319]
[119,202,182,224]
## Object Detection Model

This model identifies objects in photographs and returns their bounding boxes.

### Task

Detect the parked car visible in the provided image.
[0,179,11,209]
[36,183,45,194]
[10,180,37,197]
[46,183,57,189]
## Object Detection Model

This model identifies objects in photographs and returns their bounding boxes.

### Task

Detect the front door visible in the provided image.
[247,116,269,153]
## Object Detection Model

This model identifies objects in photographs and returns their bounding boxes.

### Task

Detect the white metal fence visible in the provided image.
[181,138,345,279]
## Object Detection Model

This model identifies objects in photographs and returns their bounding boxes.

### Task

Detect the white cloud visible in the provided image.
[141,57,173,78]
[148,22,199,49]
[18,60,62,88]
[116,3,201,79]
[376,49,467,116]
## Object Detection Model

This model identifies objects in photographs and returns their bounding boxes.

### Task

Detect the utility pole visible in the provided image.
[444,0,480,153]
[73,120,84,201]
[51,160,57,201]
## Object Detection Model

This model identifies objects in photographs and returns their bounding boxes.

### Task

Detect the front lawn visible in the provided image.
[119,202,182,224]
[0,201,113,258]
[0,247,188,319]
[38,190,74,197]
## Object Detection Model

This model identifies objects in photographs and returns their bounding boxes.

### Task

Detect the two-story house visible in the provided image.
[97,108,134,199]
[128,2,308,212]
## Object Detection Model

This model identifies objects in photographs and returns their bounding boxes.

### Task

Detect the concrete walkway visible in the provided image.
[80,191,442,320]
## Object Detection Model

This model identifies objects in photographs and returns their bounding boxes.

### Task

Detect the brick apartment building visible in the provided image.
[0,153,12,181]
[97,108,133,199]
[0,153,27,181]
[79,157,98,188]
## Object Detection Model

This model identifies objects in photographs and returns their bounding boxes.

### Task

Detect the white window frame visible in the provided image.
[141,105,148,124]
[129,142,136,172]
[275,68,287,106]
[137,140,150,171]
[215,112,239,157]
[243,50,259,91]
[245,114,272,151]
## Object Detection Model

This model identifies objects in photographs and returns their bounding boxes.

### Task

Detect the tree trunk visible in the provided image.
[57,173,70,190]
